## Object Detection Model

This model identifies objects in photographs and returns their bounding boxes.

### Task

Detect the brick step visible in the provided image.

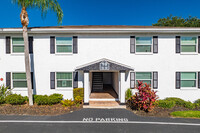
[89,101,120,106]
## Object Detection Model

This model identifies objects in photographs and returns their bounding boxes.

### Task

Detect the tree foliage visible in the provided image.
[12,0,63,24]
[153,15,200,27]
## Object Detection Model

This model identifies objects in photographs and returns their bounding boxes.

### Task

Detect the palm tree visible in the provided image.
[12,0,63,105]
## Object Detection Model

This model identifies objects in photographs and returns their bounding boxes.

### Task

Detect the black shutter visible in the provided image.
[198,36,200,53]
[176,36,180,53]
[73,36,78,54]
[130,36,135,53]
[31,72,34,89]
[176,72,181,89]
[73,71,78,88]
[198,72,200,89]
[50,36,55,54]
[6,36,11,54]
[28,36,33,54]
[153,72,158,89]
[153,36,158,53]
[50,72,55,89]
[130,72,135,89]
[6,72,11,89]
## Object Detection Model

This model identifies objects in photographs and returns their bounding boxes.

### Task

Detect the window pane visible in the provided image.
[56,37,72,44]
[13,73,26,79]
[57,72,72,79]
[181,80,196,87]
[181,72,196,80]
[136,45,151,52]
[12,38,24,44]
[181,45,196,52]
[181,37,196,45]
[57,45,72,53]
[136,72,152,79]
[136,37,152,44]
[13,45,24,52]
[136,80,151,86]
[57,80,72,87]
[13,81,27,88]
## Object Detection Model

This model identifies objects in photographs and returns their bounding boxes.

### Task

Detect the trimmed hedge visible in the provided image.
[34,93,63,105]
[158,100,176,108]
[5,94,26,105]
[73,88,84,100]
[164,97,186,106]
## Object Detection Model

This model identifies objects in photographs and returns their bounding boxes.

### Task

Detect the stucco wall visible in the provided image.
[0,33,200,101]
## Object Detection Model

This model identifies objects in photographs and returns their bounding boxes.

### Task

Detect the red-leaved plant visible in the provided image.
[129,81,158,112]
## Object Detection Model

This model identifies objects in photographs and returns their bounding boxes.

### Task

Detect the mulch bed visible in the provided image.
[0,104,82,116]
[127,105,200,118]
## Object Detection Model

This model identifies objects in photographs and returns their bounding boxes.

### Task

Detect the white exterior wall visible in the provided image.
[0,32,200,102]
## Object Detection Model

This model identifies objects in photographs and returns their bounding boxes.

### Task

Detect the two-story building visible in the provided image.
[0,25,200,105]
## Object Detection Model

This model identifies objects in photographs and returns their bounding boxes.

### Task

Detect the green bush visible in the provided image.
[34,93,63,105]
[183,101,195,109]
[164,97,186,106]
[0,97,5,104]
[125,88,133,101]
[61,99,74,107]
[5,94,26,105]
[74,96,83,105]
[73,88,84,100]
[158,100,176,108]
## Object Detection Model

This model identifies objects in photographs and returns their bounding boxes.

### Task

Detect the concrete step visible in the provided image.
[89,101,120,106]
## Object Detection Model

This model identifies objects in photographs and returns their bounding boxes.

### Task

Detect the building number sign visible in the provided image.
[99,61,110,70]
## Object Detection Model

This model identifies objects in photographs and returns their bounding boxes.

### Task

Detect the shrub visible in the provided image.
[61,99,74,107]
[164,97,186,106]
[73,88,84,100]
[74,96,83,105]
[183,101,195,109]
[0,85,12,103]
[129,81,158,112]
[125,88,133,101]
[0,97,5,104]
[158,100,176,108]
[34,93,63,105]
[5,94,26,105]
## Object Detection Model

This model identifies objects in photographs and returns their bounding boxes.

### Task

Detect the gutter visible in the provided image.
[1,28,200,34]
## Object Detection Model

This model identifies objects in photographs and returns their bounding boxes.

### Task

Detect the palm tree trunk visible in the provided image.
[21,7,33,106]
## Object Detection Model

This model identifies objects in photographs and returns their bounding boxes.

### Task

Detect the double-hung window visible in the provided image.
[136,72,152,87]
[12,37,24,53]
[12,73,27,88]
[181,37,197,53]
[56,72,72,88]
[180,72,196,88]
[136,37,152,53]
[56,37,73,53]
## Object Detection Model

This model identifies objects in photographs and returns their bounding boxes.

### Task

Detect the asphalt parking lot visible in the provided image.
[0,108,200,133]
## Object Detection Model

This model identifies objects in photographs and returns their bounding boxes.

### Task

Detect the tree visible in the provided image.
[153,15,200,27]
[12,0,63,105]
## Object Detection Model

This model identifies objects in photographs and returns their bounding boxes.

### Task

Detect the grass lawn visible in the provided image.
[170,111,200,118]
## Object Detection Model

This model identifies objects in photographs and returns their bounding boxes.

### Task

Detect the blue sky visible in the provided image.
[0,0,200,28]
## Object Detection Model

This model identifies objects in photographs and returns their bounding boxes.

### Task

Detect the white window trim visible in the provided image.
[11,72,27,90]
[55,37,73,55]
[135,71,153,88]
[135,36,153,54]
[55,72,73,89]
[11,37,25,55]
[180,72,197,89]
[180,36,198,54]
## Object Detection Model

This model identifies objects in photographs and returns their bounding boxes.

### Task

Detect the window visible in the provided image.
[181,37,197,53]
[12,73,27,88]
[136,37,152,53]
[12,37,24,53]
[136,72,152,86]
[56,37,72,53]
[181,72,196,87]
[56,72,72,88]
